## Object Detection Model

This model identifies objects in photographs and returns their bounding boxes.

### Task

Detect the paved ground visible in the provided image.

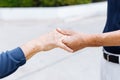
[1,15,106,80]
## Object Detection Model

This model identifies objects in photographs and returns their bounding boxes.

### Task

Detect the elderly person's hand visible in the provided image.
[35,29,73,51]
[21,29,73,60]
[0,29,73,79]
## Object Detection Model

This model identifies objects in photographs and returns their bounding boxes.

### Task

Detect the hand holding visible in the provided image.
[21,29,73,60]
[57,28,91,52]
[35,29,73,52]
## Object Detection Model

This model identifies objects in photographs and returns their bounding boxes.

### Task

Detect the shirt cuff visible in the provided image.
[8,47,26,66]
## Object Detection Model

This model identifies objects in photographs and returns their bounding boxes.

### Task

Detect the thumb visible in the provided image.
[56,28,74,36]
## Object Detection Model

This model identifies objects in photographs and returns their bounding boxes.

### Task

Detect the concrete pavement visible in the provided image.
[0,2,107,21]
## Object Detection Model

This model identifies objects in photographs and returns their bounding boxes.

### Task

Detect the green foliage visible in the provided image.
[40,0,92,7]
[20,0,33,7]
[0,0,104,7]
[0,0,33,7]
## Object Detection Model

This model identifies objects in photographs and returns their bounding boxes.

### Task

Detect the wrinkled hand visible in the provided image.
[36,29,73,52]
[21,29,73,60]
[57,28,91,52]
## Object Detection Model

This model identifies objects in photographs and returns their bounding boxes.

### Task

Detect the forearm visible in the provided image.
[86,30,120,47]
[20,39,42,60]
[19,29,72,60]
[0,29,70,79]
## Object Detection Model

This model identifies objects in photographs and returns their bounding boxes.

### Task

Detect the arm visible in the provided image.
[57,29,120,52]
[90,30,120,46]
[21,30,73,60]
[0,29,72,79]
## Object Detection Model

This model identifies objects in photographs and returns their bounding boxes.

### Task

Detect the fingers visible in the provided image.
[57,36,73,53]
[56,28,74,36]
[55,28,74,52]
[58,42,73,53]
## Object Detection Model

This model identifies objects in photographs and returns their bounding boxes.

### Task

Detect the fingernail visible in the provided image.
[70,50,74,53]
[67,47,74,53]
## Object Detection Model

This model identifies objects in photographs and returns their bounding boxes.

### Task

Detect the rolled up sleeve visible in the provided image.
[0,47,26,79]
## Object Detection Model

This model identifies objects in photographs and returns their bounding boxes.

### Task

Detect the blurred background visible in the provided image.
[0,0,107,80]
[0,0,106,7]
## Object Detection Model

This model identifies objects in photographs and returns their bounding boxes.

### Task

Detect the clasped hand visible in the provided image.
[21,28,92,60]
[37,28,91,53]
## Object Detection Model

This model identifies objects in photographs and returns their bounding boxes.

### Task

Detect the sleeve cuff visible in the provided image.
[8,47,26,66]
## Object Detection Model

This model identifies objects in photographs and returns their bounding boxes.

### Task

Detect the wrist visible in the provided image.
[83,34,103,47]
[20,39,42,60]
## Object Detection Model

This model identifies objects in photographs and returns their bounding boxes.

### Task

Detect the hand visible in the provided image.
[21,29,73,60]
[57,28,91,52]
[36,29,73,52]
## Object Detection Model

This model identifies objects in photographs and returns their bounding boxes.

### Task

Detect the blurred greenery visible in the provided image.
[39,0,91,7]
[0,0,106,7]
[0,0,33,7]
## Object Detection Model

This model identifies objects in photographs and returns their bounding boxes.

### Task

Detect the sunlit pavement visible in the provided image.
[1,15,106,80]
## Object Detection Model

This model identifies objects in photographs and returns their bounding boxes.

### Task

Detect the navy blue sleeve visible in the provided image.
[0,47,26,79]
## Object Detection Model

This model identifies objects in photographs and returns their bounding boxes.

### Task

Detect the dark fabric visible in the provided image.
[104,52,119,64]
[103,0,120,54]
[0,47,26,79]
